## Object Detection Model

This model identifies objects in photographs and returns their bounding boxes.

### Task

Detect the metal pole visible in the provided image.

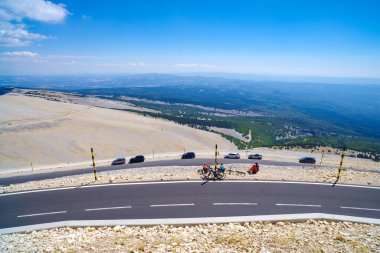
[215,144,218,169]
[91,147,97,181]
[336,147,347,182]
[320,149,324,164]
[31,162,34,171]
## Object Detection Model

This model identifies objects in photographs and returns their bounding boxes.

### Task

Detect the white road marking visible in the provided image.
[150,203,194,207]
[0,187,77,197]
[340,206,380,212]
[80,180,380,190]
[17,211,67,218]
[276,203,321,207]
[213,203,257,206]
[85,206,132,212]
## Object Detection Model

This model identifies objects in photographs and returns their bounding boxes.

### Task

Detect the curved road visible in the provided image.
[0,181,379,232]
[0,158,315,186]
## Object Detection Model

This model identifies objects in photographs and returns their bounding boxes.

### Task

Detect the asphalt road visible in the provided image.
[0,158,313,186]
[0,181,379,230]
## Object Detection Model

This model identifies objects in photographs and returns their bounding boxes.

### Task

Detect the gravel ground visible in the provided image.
[1,220,379,252]
[1,164,379,193]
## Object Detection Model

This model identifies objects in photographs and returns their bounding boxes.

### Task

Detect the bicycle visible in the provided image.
[225,168,246,177]
[225,165,247,177]
[203,167,226,180]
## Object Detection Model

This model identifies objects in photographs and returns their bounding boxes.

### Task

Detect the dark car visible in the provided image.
[129,155,145,164]
[248,153,263,160]
[299,157,316,164]
[111,157,126,165]
[181,152,196,159]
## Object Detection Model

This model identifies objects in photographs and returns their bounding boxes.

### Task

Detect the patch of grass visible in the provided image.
[133,240,145,251]
[351,241,370,253]
[334,234,347,242]
[274,236,292,246]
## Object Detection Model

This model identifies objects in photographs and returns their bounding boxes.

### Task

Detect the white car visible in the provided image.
[224,153,240,159]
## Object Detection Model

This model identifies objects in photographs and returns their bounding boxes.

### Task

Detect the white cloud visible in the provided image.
[174,63,213,68]
[1,51,39,57]
[0,8,12,21]
[46,54,103,60]
[81,14,91,21]
[0,0,68,23]
[128,62,147,66]
[0,0,68,47]
[0,22,49,46]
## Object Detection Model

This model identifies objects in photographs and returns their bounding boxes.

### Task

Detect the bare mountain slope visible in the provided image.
[0,93,235,171]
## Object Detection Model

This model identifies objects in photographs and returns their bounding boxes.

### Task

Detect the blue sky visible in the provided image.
[0,0,380,77]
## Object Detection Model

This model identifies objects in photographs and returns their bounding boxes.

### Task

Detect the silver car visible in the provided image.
[111,157,126,165]
[224,153,240,159]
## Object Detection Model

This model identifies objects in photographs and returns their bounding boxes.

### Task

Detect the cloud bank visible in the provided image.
[174,63,214,68]
[1,51,39,57]
[0,0,68,47]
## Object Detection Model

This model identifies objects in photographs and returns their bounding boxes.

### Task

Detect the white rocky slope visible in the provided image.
[1,220,379,252]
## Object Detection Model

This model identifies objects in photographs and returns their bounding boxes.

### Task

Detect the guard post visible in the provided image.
[91,147,97,181]
[215,144,218,169]
[335,147,347,183]
[320,149,324,164]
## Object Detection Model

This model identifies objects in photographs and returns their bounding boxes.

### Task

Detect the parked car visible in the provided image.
[111,157,126,165]
[224,153,240,159]
[299,157,316,164]
[248,153,263,160]
[129,155,145,164]
[181,152,196,159]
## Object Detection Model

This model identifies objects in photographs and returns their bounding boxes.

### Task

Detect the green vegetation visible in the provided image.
[117,103,380,160]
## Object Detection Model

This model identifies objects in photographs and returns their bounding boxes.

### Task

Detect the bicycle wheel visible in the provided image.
[203,170,213,180]
[216,172,226,180]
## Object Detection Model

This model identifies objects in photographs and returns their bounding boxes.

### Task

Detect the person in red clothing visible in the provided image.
[248,163,259,174]
[202,163,210,173]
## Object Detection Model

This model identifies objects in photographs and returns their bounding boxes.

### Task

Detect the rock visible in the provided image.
[113,226,122,232]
